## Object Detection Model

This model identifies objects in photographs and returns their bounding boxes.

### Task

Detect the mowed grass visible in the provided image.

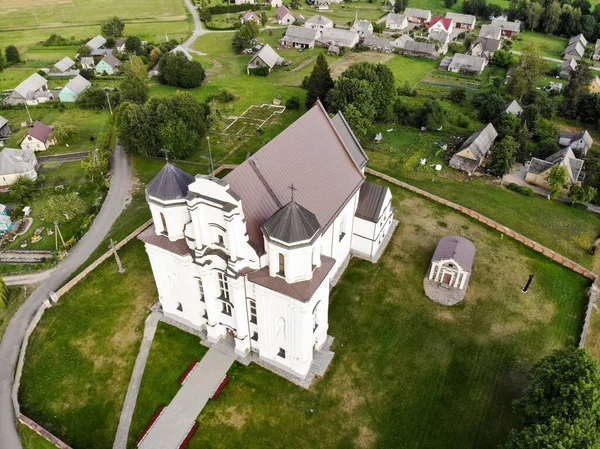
[127,181,588,449]
[127,323,209,448]
[18,423,58,449]
[585,306,600,362]
[512,31,568,59]
[19,239,157,449]
[2,108,114,154]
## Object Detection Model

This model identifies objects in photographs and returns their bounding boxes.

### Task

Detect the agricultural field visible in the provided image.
[123,181,589,449]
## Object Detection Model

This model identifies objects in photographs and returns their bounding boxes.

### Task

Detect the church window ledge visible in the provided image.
[277,348,286,359]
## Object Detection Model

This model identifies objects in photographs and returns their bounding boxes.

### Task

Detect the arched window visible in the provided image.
[278,253,285,276]
[313,301,320,332]
[160,212,168,235]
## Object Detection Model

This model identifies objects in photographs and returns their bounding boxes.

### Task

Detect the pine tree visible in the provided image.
[305,54,334,109]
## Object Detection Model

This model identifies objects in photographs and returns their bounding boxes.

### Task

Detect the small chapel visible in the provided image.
[138,101,395,379]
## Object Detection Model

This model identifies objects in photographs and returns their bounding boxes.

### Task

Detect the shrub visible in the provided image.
[249,66,269,76]
[286,96,300,110]
[506,182,533,196]
[213,89,235,102]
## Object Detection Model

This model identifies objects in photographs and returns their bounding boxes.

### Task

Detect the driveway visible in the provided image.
[0,145,131,449]
[37,151,90,163]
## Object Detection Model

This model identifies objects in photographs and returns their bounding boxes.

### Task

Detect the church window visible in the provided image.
[218,272,230,300]
[176,302,183,312]
[313,302,320,332]
[249,299,257,324]
[251,331,258,341]
[217,235,224,247]
[339,215,346,241]
[278,253,285,276]
[278,347,286,359]
[160,212,168,235]
[222,301,232,316]
[202,310,208,320]
[198,278,205,302]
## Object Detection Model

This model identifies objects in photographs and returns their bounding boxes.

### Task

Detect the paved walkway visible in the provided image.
[138,347,234,449]
[0,145,131,449]
[3,269,54,286]
[113,310,161,449]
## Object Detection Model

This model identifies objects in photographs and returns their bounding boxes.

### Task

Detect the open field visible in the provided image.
[126,181,589,449]
[18,423,57,449]
[512,31,568,60]
[19,239,157,449]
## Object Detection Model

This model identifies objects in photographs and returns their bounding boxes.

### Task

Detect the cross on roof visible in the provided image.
[288,183,298,202]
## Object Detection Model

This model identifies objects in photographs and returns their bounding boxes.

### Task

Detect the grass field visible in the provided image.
[0,286,28,341]
[126,181,588,449]
[512,31,568,60]
[18,423,57,449]
[19,239,156,449]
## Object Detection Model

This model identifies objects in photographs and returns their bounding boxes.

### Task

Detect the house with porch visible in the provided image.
[449,123,498,174]
[20,121,55,151]
[525,147,585,190]
[402,40,439,58]
[138,101,395,381]
[281,26,319,49]
[316,28,359,48]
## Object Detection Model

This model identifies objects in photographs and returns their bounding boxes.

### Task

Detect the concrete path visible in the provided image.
[138,347,234,449]
[182,0,209,56]
[37,151,90,163]
[3,270,54,286]
[113,311,161,449]
[0,145,131,449]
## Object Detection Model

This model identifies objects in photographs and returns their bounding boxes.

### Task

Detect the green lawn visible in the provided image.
[18,423,58,449]
[0,286,28,341]
[19,239,157,449]
[127,181,589,449]
[512,31,568,60]
[2,108,114,155]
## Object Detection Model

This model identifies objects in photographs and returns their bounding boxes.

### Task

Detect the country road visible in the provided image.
[0,145,131,449]
[37,151,90,163]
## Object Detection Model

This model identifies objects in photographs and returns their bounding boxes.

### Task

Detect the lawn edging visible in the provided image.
[12,219,153,449]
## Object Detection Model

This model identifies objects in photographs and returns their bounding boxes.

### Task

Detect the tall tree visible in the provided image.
[503,348,600,449]
[508,44,546,101]
[305,53,334,109]
[487,136,518,176]
[120,56,148,104]
[124,35,142,54]
[158,52,205,88]
[328,77,375,123]
[46,192,86,224]
[9,176,36,205]
[569,183,597,204]
[231,22,259,54]
[419,99,446,130]
[0,277,7,309]
[542,1,562,34]
[81,150,110,184]
[394,0,408,13]
[342,104,370,138]
[562,62,593,119]
[0,50,5,72]
[101,16,125,38]
[51,122,78,144]
[5,45,19,64]
[547,164,568,199]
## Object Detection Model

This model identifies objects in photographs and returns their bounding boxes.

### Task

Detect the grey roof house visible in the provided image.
[376,13,409,30]
[491,19,521,37]
[404,8,432,23]
[562,34,587,60]
[0,116,9,139]
[402,40,439,58]
[445,12,476,29]
[281,26,319,49]
[5,73,51,105]
[560,58,578,80]
[504,100,523,116]
[558,130,593,156]
[362,36,394,52]
[316,28,359,48]
[479,24,502,40]
[594,39,600,63]
[0,148,38,186]
[247,44,284,74]
[449,123,498,174]
[446,53,487,75]
[526,147,585,189]
[86,35,107,51]
[50,56,76,74]
[470,37,501,60]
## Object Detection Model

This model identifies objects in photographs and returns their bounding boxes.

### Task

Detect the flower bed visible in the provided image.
[210,375,229,400]
[178,360,199,386]
[135,405,166,447]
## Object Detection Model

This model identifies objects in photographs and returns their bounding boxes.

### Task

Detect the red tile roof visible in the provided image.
[276,5,291,19]
[429,16,453,31]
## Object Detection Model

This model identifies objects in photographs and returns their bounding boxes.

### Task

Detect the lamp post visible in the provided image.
[207,136,214,177]
[522,274,534,293]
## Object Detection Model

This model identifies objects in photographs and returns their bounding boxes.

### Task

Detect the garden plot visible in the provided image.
[222,104,285,135]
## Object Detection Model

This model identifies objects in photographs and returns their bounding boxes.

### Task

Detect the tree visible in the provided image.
[76,44,91,57]
[342,104,370,137]
[231,22,259,54]
[487,136,518,176]
[508,44,546,101]
[125,35,142,54]
[76,87,116,109]
[419,99,446,130]
[46,192,86,224]
[149,47,163,67]
[158,52,205,88]
[472,91,505,122]
[547,164,568,199]
[503,348,600,449]
[521,104,540,134]
[101,16,125,38]
[0,50,5,72]
[394,0,408,13]
[492,49,515,68]
[562,62,593,119]
[498,113,522,138]
[328,77,375,124]
[120,56,148,104]
[542,0,562,34]
[52,122,78,144]
[285,96,300,110]
[449,86,467,103]
[569,183,597,204]
[9,176,36,205]
[0,277,7,309]
[260,12,268,26]
[81,150,110,184]
[5,45,19,64]
[305,53,334,109]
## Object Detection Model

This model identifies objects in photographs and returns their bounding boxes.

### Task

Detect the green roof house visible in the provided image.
[95,54,121,75]
[58,75,92,102]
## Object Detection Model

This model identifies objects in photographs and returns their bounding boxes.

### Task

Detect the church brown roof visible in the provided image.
[137,225,192,256]
[224,101,365,254]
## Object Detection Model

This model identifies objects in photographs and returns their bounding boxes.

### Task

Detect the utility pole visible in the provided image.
[207,136,214,177]
[110,239,126,273]
[24,102,33,123]
[105,90,113,116]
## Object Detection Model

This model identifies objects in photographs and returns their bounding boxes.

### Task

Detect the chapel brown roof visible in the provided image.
[137,225,192,256]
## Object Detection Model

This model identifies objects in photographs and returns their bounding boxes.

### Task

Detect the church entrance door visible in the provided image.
[442,273,452,285]
[226,328,236,339]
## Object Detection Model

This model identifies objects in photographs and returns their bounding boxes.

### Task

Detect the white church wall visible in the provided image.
[149,201,191,242]
[351,217,377,256]
[321,192,359,278]
[266,238,318,283]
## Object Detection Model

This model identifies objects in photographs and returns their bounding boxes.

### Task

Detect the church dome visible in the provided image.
[262,201,321,245]
[146,163,195,202]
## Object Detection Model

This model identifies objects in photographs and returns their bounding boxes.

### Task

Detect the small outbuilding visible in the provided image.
[247,44,283,74]
[425,236,475,305]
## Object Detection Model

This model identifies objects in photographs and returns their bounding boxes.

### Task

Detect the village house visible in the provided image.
[0,116,9,139]
[277,6,296,25]
[281,26,319,49]
[469,37,501,61]
[491,18,520,37]
[449,123,498,174]
[504,99,523,116]
[558,130,593,156]
[5,73,52,105]
[95,53,121,75]
[85,35,107,51]
[590,75,600,93]
[0,148,38,186]
[445,12,476,30]
[362,36,394,52]
[241,10,261,24]
[560,58,578,80]
[90,48,113,57]
[350,19,373,38]
[20,121,55,151]
[425,236,475,305]
[316,28,360,48]
[81,56,95,70]
[235,0,254,5]
[376,13,408,31]
[50,56,76,75]
[428,16,453,50]
[525,147,584,190]
[445,53,487,75]
[269,0,283,7]
[0,204,13,232]
[593,39,600,63]
[171,45,193,61]
[392,34,414,49]
[115,39,126,52]
[562,34,587,60]
[404,8,431,24]
[402,40,439,58]
[58,74,92,102]
[138,101,395,380]
[479,24,502,40]
[305,15,334,33]
[247,44,283,74]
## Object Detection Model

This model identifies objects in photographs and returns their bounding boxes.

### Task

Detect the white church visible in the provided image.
[139,101,395,379]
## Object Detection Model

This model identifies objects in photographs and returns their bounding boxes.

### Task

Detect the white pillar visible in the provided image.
[203,271,224,342]
[226,217,238,260]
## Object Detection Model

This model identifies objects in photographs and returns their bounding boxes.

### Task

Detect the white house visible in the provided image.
[20,121,55,151]
[247,44,283,74]
[138,101,394,380]
[376,13,408,31]
[305,15,334,33]
[241,10,261,24]
[269,0,283,7]
[234,0,255,4]
[5,73,51,105]
[445,12,476,29]
[558,130,593,156]
[281,26,319,49]
[86,35,107,51]
[50,56,76,74]
[0,148,38,186]
[404,8,432,24]
[277,5,296,25]
[316,28,360,48]
[350,19,373,38]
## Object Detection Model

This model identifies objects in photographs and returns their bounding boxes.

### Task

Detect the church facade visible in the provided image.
[139,101,394,379]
